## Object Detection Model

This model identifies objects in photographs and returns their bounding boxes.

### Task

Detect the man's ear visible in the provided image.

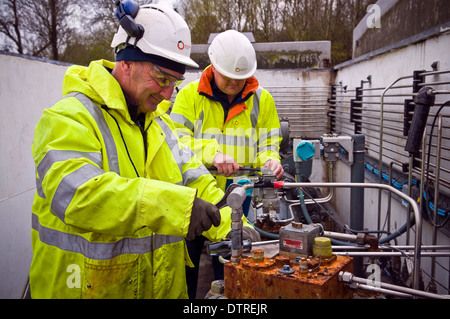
[119,60,133,75]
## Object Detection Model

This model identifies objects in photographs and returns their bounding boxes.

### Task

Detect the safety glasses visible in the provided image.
[149,62,184,88]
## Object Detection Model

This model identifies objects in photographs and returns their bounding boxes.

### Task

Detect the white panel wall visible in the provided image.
[332,32,450,230]
[0,53,69,298]
[332,32,450,294]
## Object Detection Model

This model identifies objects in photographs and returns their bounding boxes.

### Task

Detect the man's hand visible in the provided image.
[187,197,221,240]
[226,226,261,242]
[213,152,242,177]
[264,160,284,180]
[243,226,261,242]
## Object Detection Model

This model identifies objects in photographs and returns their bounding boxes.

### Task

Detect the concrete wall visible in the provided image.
[0,53,69,298]
[190,40,332,71]
[331,30,450,293]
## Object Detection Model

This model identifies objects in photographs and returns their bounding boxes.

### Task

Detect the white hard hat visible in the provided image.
[208,30,257,80]
[111,4,199,69]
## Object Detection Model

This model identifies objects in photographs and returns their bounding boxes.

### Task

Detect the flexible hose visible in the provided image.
[250,222,280,239]
[379,213,415,244]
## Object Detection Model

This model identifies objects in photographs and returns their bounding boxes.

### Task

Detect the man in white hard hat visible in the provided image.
[29,3,239,299]
[171,29,283,298]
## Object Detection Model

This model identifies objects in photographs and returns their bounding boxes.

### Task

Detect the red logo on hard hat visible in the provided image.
[235,67,248,73]
[177,40,191,50]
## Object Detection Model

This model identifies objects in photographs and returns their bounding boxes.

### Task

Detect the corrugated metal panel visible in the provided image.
[329,70,450,195]
[268,86,331,139]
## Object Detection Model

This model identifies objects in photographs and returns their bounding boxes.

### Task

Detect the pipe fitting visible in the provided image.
[338,271,353,283]
[227,187,248,209]
[364,234,379,252]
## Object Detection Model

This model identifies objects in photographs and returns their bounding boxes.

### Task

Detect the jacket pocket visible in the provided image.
[82,255,138,299]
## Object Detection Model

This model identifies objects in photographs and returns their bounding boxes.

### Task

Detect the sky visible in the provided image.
[154,0,177,8]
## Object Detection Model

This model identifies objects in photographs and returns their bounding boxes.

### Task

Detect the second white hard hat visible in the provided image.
[111,4,199,69]
[208,30,257,80]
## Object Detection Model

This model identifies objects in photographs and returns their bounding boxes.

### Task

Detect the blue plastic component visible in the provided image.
[296,141,315,161]
[237,178,253,196]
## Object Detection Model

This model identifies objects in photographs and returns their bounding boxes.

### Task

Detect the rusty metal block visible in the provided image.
[224,252,354,299]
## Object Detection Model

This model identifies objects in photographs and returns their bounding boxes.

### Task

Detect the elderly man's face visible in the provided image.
[126,61,182,113]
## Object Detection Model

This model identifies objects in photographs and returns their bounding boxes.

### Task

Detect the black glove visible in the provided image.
[187,197,221,240]
[226,226,261,242]
[243,226,261,242]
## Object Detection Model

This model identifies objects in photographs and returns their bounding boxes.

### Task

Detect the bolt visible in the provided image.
[278,264,295,274]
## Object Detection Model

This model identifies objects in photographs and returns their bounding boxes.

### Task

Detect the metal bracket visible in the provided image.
[321,134,354,164]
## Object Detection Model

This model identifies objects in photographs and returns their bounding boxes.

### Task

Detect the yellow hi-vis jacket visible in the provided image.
[171,66,282,190]
[30,60,234,299]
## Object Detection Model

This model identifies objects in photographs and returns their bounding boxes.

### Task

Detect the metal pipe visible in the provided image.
[251,240,279,247]
[339,271,450,299]
[334,251,450,257]
[283,162,335,205]
[227,187,248,265]
[350,282,413,298]
[324,231,359,243]
[429,89,450,95]
[331,245,450,251]
[377,76,414,236]
[274,202,295,223]
[406,154,414,245]
[418,70,450,77]
[431,115,443,280]
[387,162,395,239]
[269,182,423,290]
[417,130,427,247]
[350,134,365,233]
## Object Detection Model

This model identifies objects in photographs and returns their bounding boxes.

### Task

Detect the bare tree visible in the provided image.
[0,0,81,60]
[0,0,25,53]
[0,0,372,65]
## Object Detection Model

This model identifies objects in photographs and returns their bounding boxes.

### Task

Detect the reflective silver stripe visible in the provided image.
[170,113,194,132]
[194,110,205,139]
[36,150,102,198]
[65,92,120,174]
[32,214,182,260]
[155,117,209,186]
[258,145,279,153]
[155,117,186,174]
[201,133,256,148]
[51,164,104,222]
[193,89,262,144]
[250,87,262,128]
[183,166,210,185]
[258,128,281,143]
[36,177,44,198]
